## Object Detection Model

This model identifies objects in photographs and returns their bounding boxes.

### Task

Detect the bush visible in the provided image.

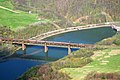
[51,55,93,70]
[113,39,120,45]
[97,38,114,45]
[18,64,70,80]
[97,33,120,46]
[85,71,120,80]
[18,66,39,80]
[15,23,58,39]
[93,45,108,50]
[73,48,94,58]
[51,49,94,70]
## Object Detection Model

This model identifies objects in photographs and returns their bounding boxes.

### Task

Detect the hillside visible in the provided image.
[19,33,120,80]
[1,0,120,30]
[0,0,120,80]
[61,47,120,80]
[0,0,72,31]
[59,33,120,80]
[12,0,120,25]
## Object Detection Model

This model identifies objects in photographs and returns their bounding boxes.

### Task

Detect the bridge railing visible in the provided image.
[0,38,94,48]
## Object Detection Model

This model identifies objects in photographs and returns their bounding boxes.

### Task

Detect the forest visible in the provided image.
[13,0,120,24]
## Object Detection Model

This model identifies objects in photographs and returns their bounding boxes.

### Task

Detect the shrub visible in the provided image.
[15,23,57,39]
[18,65,70,80]
[97,33,120,46]
[113,39,120,45]
[93,45,108,50]
[51,48,93,70]
[51,57,92,70]
[85,71,120,80]
[73,48,94,58]
[18,66,39,80]
[97,38,114,45]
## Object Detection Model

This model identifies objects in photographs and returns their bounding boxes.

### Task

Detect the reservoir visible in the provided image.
[0,27,116,80]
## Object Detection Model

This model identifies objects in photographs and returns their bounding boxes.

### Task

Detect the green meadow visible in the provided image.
[0,8,39,30]
[0,0,39,30]
[60,47,120,80]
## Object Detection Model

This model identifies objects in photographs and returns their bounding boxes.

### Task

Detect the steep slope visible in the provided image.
[12,0,120,24]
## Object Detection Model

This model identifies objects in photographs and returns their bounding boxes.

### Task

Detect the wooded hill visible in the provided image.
[12,0,120,24]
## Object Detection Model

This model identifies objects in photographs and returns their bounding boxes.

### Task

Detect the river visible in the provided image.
[0,27,116,80]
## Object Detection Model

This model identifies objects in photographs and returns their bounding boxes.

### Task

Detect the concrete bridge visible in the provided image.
[111,25,120,32]
[0,38,94,55]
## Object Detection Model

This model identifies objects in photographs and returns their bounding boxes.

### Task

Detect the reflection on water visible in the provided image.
[17,46,78,60]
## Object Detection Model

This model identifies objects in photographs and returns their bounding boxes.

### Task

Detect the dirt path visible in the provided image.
[0,6,19,13]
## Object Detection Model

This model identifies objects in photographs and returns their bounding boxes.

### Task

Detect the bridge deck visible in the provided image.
[0,38,94,48]
[111,25,120,31]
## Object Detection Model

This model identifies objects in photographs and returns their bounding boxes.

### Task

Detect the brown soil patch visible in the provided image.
[109,50,120,56]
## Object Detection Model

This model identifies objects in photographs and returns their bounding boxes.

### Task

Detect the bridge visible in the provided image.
[111,25,120,31]
[0,38,94,55]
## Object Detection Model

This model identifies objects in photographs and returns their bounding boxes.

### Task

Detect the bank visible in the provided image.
[29,24,113,40]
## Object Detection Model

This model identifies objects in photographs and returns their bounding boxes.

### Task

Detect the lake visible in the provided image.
[0,27,116,80]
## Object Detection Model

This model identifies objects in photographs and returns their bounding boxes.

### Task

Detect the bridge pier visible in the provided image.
[0,38,2,43]
[44,43,48,53]
[22,42,26,51]
[0,38,94,54]
[68,45,72,55]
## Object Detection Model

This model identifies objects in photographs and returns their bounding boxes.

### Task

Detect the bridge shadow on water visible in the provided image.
[11,45,79,61]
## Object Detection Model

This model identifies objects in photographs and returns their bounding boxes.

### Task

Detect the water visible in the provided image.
[17,46,78,59]
[0,27,116,80]
[0,59,45,80]
[44,27,116,44]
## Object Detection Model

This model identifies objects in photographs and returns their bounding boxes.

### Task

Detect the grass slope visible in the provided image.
[60,47,120,80]
[0,0,39,30]
[0,8,38,30]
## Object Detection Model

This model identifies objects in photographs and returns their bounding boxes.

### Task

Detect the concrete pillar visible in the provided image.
[68,45,71,55]
[22,42,26,51]
[0,38,2,43]
[44,43,48,53]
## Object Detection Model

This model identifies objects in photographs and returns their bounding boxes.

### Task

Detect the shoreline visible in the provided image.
[0,47,21,61]
[0,23,114,61]
[0,23,117,80]
[29,24,112,40]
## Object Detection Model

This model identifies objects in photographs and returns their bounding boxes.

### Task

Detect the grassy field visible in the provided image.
[0,0,40,30]
[0,8,39,30]
[60,47,120,80]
